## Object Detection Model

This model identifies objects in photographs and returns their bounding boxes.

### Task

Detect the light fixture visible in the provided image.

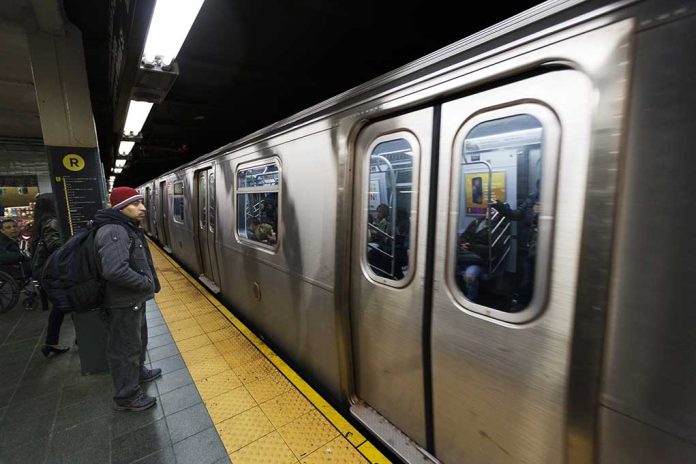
[109,176,116,182]
[142,0,206,66]
[119,141,135,156]
[123,100,153,137]
[115,159,126,168]
[113,168,123,174]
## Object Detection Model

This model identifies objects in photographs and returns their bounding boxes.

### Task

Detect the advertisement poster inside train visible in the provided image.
[465,171,506,216]
[368,177,386,211]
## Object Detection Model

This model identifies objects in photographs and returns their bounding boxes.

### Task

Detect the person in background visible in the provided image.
[491,179,540,309]
[94,187,162,412]
[30,193,70,357]
[368,203,391,243]
[456,216,491,302]
[0,218,31,276]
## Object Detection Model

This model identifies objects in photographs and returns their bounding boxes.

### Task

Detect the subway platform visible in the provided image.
[0,242,390,464]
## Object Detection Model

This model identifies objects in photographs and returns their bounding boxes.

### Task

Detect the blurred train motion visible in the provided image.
[137,0,696,462]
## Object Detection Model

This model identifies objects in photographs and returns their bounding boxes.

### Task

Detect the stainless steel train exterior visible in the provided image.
[136,0,696,462]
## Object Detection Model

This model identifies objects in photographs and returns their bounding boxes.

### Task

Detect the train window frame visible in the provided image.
[360,131,421,288]
[234,157,281,252]
[173,180,185,224]
[447,103,560,324]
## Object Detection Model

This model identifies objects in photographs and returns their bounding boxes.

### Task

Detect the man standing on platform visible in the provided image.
[94,186,161,411]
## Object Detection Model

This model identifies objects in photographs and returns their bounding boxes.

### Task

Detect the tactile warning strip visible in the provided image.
[149,240,390,464]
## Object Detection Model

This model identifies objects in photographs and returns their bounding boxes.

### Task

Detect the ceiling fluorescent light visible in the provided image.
[113,168,123,174]
[142,0,206,66]
[123,100,153,137]
[119,141,135,156]
[115,160,126,168]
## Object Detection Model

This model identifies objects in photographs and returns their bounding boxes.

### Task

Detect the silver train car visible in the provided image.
[137,0,696,462]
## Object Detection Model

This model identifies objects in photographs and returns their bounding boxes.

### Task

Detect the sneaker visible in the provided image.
[140,367,162,383]
[113,392,156,412]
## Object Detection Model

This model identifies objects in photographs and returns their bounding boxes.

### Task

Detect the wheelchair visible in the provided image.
[0,263,40,314]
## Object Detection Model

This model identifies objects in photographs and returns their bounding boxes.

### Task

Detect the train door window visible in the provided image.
[235,159,279,249]
[198,174,207,229]
[364,135,418,284]
[452,111,551,315]
[208,172,216,232]
[173,181,185,224]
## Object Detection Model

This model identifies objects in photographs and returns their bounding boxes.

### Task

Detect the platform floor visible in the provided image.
[0,242,390,464]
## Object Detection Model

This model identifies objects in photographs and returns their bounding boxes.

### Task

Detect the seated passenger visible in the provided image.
[367,204,395,277]
[246,218,260,241]
[249,219,277,245]
[255,223,277,245]
[0,218,31,277]
[368,203,390,243]
[456,217,490,302]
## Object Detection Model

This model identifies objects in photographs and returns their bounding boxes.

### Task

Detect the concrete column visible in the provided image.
[28,25,98,147]
[28,21,106,236]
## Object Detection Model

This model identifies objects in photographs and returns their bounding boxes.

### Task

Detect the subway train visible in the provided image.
[136,0,696,462]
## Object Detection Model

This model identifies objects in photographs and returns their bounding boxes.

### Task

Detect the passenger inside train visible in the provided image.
[456,216,491,302]
[237,162,280,246]
[455,114,543,312]
[366,138,414,280]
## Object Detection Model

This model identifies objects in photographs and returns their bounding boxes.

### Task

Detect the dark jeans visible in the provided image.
[101,302,148,400]
[44,296,65,346]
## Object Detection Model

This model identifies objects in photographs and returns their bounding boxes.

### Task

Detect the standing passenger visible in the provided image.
[30,193,70,356]
[94,187,161,412]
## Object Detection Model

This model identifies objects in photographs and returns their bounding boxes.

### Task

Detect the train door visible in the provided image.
[207,170,221,286]
[196,168,220,291]
[350,108,434,450]
[158,180,171,250]
[431,71,592,463]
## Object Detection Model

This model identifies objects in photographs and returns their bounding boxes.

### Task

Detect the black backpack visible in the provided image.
[40,225,104,313]
[41,223,139,313]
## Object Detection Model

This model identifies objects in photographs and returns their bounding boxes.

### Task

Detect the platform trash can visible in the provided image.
[72,310,108,375]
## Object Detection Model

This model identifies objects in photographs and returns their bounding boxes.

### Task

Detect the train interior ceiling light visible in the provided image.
[115,160,126,168]
[142,0,206,67]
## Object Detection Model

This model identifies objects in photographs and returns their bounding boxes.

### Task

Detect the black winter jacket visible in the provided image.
[31,218,63,276]
[93,209,160,309]
[457,218,490,266]
[0,233,28,266]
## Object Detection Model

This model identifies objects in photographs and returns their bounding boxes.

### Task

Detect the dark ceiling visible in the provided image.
[66,0,542,187]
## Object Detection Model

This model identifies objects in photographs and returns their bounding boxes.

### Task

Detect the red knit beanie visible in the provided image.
[110,186,144,210]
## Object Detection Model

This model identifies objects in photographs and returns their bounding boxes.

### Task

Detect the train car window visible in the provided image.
[365,137,416,283]
[173,181,185,224]
[454,114,543,313]
[208,172,216,232]
[198,174,207,229]
[236,160,279,249]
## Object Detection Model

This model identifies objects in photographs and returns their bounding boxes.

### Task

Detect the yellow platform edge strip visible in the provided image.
[148,239,391,464]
